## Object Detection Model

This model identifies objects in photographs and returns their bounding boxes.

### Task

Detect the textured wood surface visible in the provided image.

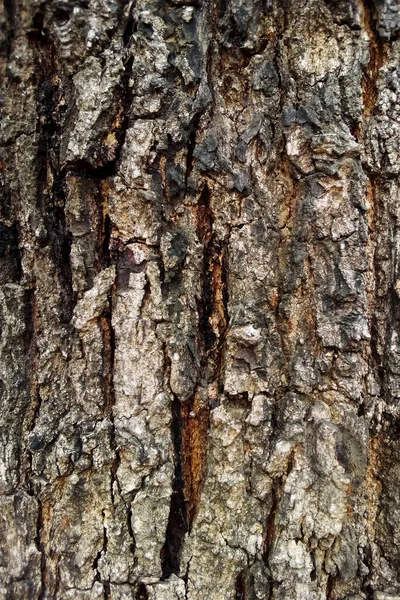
[1,1,400,598]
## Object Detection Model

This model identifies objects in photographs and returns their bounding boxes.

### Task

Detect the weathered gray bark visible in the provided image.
[1,0,400,598]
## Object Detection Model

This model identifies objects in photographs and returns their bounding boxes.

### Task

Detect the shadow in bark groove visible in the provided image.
[160,389,188,579]
[30,16,75,324]
[135,581,149,600]
[358,0,388,118]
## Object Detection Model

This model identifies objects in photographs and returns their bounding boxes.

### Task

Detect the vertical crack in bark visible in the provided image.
[134,581,149,600]
[182,181,230,523]
[184,114,201,199]
[304,251,321,357]
[99,287,121,511]
[196,183,230,398]
[96,176,122,515]
[23,288,40,494]
[325,573,336,600]
[3,0,16,58]
[358,0,388,120]
[100,301,115,417]
[30,20,75,323]
[362,434,383,596]
[356,1,389,581]
[123,7,135,49]
[367,175,386,400]
[234,570,246,600]
[92,508,110,597]
[161,179,230,575]
[36,498,47,600]
[126,503,136,556]
[364,172,387,588]
[161,383,188,579]
[274,154,301,367]
[234,569,256,600]
[180,389,210,529]
[102,508,110,600]
[183,557,191,600]
[263,475,283,564]
[98,196,112,270]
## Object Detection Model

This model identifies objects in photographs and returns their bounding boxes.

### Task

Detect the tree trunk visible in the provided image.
[1,0,400,598]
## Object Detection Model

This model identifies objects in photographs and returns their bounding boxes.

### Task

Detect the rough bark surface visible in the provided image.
[1,0,400,598]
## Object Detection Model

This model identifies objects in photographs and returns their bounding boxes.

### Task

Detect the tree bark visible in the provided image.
[1,0,400,598]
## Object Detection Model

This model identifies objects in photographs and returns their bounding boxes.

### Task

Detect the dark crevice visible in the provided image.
[160,182,231,559]
[62,160,119,181]
[103,581,111,600]
[92,549,102,581]
[111,53,134,168]
[36,500,47,600]
[139,273,151,316]
[234,569,256,600]
[93,509,109,593]
[235,570,246,600]
[54,553,61,599]
[126,503,136,555]
[216,0,228,19]
[23,289,35,350]
[93,176,113,275]
[3,0,16,57]
[196,184,213,247]
[102,214,112,267]
[0,173,12,223]
[123,8,136,47]
[263,475,282,562]
[0,221,22,284]
[99,291,120,518]
[134,582,149,600]
[196,191,230,398]
[370,309,385,388]
[309,550,317,581]
[325,574,336,599]
[357,402,367,417]
[361,544,375,599]
[100,293,116,416]
[225,391,249,406]
[53,7,71,27]
[110,449,121,506]
[24,287,41,495]
[102,507,109,560]
[196,184,230,383]
[367,171,390,436]
[364,586,375,600]
[160,342,187,579]
[205,41,216,117]
[183,558,191,600]
[31,25,75,323]
[184,113,202,197]
[159,182,231,544]
[359,0,388,121]
[160,389,187,579]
